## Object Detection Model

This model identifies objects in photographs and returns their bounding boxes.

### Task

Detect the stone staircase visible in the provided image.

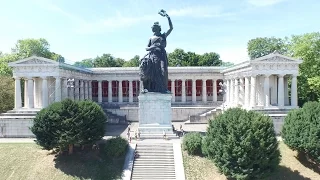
[131,143,176,180]
[188,103,223,123]
[99,104,127,124]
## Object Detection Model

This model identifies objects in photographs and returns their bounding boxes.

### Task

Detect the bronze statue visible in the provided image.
[139,9,173,93]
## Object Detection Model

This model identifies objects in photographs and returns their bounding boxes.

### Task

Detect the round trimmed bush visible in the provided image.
[282,101,320,162]
[204,108,280,180]
[104,137,128,158]
[31,99,106,153]
[182,132,203,155]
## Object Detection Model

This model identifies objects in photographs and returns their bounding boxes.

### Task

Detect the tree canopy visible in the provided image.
[247,37,289,60]
[0,38,65,76]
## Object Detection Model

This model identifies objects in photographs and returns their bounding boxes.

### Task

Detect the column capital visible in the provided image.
[25,76,34,80]
[291,73,298,77]
[278,74,285,78]
[40,76,48,80]
[13,76,21,80]
[264,74,272,78]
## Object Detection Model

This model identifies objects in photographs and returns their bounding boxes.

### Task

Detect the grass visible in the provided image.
[183,141,320,180]
[0,143,125,180]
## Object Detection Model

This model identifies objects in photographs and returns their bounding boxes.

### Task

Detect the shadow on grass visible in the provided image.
[296,151,320,174]
[263,166,311,180]
[53,148,124,180]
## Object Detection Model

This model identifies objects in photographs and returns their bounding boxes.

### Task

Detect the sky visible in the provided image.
[0,0,320,64]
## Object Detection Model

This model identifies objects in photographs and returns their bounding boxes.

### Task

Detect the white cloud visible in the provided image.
[168,6,234,18]
[247,0,287,7]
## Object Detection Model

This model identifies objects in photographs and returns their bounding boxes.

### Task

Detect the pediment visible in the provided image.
[251,52,302,64]
[8,56,59,66]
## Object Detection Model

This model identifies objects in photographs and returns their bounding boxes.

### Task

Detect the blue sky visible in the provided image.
[0,0,319,64]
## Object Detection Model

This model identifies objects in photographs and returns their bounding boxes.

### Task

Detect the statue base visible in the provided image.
[138,92,173,134]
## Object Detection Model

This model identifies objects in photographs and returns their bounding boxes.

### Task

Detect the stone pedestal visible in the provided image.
[138,92,173,134]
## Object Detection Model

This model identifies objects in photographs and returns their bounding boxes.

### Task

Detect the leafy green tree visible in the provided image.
[31,99,106,154]
[93,54,121,67]
[74,58,94,68]
[282,101,320,162]
[247,37,288,59]
[0,76,14,113]
[123,55,140,67]
[289,32,320,104]
[115,58,125,67]
[12,38,52,59]
[204,108,280,180]
[198,52,222,66]
[103,137,128,158]
[0,54,19,76]
[168,48,189,66]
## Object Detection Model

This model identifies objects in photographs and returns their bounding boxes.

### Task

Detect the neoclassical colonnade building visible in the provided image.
[0,51,302,137]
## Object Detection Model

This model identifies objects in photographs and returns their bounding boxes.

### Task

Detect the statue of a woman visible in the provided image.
[139,9,173,93]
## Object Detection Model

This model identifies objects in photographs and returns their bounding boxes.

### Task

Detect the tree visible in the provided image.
[123,55,140,67]
[0,76,14,113]
[74,58,94,68]
[221,61,234,67]
[168,48,189,66]
[31,99,106,154]
[0,54,19,76]
[289,32,320,104]
[12,38,52,59]
[115,58,125,67]
[247,37,288,59]
[282,101,320,163]
[93,54,123,67]
[204,108,280,179]
[198,52,222,66]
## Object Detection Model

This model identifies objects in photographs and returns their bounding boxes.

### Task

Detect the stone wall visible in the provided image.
[270,115,286,135]
[107,107,214,122]
[0,118,34,138]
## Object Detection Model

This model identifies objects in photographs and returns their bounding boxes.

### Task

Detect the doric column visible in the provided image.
[69,79,74,100]
[278,74,284,107]
[284,77,289,105]
[171,80,175,102]
[84,81,88,99]
[118,80,123,103]
[14,77,22,109]
[27,77,34,108]
[250,76,256,109]
[55,77,61,102]
[192,79,196,103]
[239,78,244,106]
[182,79,186,102]
[263,74,270,107]
[225,79,229,104]
[24,79,28,107]
[212,79,217,102]
[129,80,133,103]
[98,80,102,103]
[234,78,239,107]
[229,79,234,106]
[80,80,84,100]
[108,80,112,103]
[88,81,92,100]
[202,79,207,103]
[291,74,298,107]
[62,78,68,100]
[244,76,250,108]
[41,77,49,108]
[74,80,79,101]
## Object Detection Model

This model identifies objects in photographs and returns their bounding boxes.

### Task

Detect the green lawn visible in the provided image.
[0,143,125,180]
[183,141,320,180]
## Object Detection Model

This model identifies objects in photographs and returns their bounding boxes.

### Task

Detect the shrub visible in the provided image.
[0,76,14,113]
[104,137,128,158]
[282,101,320,162]
[204,108,280,180]
[31,99,106,154]
[201,136,210,157]
[182,132,203,155]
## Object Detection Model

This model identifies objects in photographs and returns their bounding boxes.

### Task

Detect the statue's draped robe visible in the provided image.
[139,33,169,93]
